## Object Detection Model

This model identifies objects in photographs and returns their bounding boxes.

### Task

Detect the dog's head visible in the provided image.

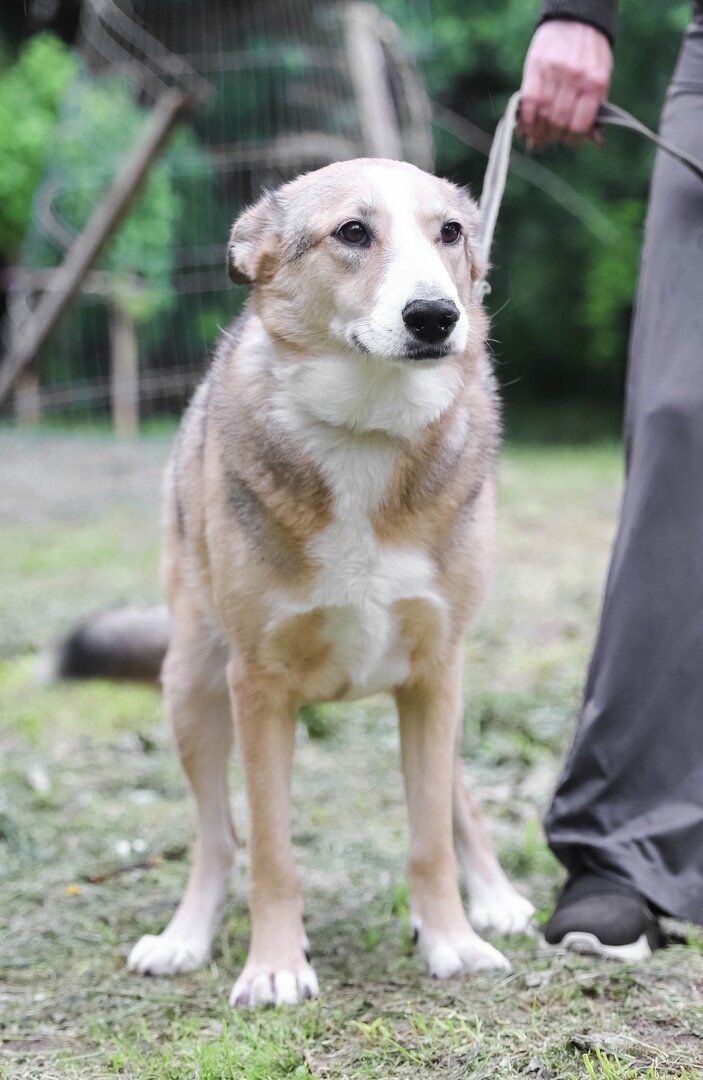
[227,159,485,365]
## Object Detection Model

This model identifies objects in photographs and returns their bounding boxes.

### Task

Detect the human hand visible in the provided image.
[519,20,613,149]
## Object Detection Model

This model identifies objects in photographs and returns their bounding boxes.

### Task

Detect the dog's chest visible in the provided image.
[308,514,437,700]
[265,434,444,700]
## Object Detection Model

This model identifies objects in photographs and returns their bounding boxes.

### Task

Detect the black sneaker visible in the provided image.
[542,871,662,961]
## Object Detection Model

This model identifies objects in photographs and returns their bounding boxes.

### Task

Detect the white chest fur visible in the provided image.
[309,439,439,697]
[266,354,453,699]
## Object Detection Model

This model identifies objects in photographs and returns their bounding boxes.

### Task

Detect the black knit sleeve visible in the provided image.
[538,1,618,44]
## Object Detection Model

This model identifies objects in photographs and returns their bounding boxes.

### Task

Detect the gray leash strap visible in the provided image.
[597,101,703,182]
[476,91,522,276]
[477,90,703,283]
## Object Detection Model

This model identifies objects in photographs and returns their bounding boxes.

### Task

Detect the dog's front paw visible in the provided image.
[127,932,210,975]
[469,888,535,937]
[413,918,511,978]
[229,959,319,1008]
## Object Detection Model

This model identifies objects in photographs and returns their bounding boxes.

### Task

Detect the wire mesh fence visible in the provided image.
[1,0,434,431]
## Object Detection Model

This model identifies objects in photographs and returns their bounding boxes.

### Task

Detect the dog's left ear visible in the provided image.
[227,190,283,286]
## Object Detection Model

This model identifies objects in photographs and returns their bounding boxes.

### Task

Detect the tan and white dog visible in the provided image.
[59,158,534,1006]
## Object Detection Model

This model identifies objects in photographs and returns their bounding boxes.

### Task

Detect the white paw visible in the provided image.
[469,889,535,936]
[229,960,319,1008]
[414,919,511,978]
[428,934,511,977]
[127,933,210,975]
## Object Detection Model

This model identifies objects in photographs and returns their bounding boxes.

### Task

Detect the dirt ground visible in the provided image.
[1,428,701,1080]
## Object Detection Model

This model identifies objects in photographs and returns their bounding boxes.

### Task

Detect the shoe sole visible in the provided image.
[540,931,653,962]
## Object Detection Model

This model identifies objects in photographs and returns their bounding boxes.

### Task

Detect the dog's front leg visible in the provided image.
[395,651,510,978]
[228,660,317,1008]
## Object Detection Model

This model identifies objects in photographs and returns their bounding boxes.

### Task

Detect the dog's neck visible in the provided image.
[278,354,461,441]
[245,318,462,442]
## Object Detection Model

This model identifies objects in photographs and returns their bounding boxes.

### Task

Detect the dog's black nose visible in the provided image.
[402,299,460,343]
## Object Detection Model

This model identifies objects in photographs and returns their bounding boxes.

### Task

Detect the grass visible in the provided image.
[1,430,702,1079]
[578,1049,699,1080]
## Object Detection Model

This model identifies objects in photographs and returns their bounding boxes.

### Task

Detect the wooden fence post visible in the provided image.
[109,303,139,437]
[15,370,41,425]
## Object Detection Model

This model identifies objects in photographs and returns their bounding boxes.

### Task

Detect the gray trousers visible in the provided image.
[545,13,703,924]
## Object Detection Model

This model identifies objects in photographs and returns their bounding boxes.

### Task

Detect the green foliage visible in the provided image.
[15,52,215,391]
[5,37,213,339]
[583,198,643,367]
[0,33,78,257]
[47,76,189,323]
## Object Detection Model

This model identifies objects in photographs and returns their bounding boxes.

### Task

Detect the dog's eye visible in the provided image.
[440,221,462,245]
[336,220,370,247]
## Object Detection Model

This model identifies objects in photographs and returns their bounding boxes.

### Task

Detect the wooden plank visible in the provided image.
[0,89,190,408]
[344,2,402,160]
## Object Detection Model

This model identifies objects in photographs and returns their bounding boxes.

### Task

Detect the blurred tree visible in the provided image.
[0,33,77,259]
[17,47,214,391]
[48,75,186,323]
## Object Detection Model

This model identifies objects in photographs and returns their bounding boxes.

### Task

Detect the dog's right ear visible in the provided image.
[227,190,283,286]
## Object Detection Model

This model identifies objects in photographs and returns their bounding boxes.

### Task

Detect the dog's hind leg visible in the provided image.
[128,596,236,976]
[452,761,535,936]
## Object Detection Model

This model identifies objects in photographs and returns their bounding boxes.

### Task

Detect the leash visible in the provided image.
[477,90,703,286]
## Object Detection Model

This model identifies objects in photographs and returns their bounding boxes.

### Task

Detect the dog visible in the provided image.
[55,158,534,1006]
